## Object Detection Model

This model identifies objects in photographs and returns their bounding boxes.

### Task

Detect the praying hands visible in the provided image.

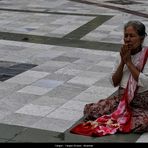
[120,44,132,65]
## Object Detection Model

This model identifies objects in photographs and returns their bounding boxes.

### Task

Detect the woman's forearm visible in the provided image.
[112,61,125,87]
[126,61,140,82]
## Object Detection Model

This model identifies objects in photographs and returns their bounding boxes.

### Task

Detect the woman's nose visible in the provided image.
[125,36,131,42]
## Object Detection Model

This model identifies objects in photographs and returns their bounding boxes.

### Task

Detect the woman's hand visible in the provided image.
[120,44,132,64]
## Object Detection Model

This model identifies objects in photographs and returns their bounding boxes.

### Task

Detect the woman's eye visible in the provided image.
[124,34,136,38]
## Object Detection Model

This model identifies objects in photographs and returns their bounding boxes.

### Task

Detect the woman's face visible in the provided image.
[124,26,143,52]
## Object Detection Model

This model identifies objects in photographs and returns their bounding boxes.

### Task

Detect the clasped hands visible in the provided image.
[120,44,132,65]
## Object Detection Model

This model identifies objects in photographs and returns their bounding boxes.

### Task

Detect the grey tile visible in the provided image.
[0,89,13,100]
[61,100,87,111]
[32,60,70,73]
[0,123,25,139]
[17,85,52,95]
[44,73,74,82]
[29,57,54,65]
[136,133,148,143]
[78,71,107,78]
[0,74,12,81]
[94,77,113,87]
[88,65,113,73]
[65,62,92,71]
[0,110,11,120]
[0,67,23,76]
[9,63,37,70]
[32,117,74,133]
[32,79,64,89]
[0,61,16,68]
[0,97,25,112]
[51,55,79,63]
[18,70,49,78]
[96,60,114,68]
[106,0,142,5]
[73,58,99,66]
[55,67,83,76]
[0,45,25,51]
[46,83,88,100]
[0,139,9,143]
[32,65,61,73]
[0,91,38,119]
[0,82,25,92]
[73,86,117,103]
[5,75,41,85]
[0,113,42,127]
[15,104,55,117]
[67,76,100,86]
[13,127,63,142]
[92,133,140,143]
[0,61,37,81]
[32,96,67,108]
[47,108,83,122]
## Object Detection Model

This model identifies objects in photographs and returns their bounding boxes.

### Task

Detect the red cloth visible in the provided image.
[70,48,148,137]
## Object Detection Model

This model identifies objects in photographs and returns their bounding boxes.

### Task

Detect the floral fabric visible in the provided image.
[84,89,148,133]
[70,47,148,136]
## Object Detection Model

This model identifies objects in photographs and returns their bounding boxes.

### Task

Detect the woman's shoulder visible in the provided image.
[143,46,148,51]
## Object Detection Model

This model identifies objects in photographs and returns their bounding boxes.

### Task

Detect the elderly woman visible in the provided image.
[70,20,148,136]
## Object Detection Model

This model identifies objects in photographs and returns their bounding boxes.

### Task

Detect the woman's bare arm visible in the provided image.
[112,60,125,87]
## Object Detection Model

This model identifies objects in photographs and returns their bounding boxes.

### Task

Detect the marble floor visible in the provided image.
[0,0,147,143]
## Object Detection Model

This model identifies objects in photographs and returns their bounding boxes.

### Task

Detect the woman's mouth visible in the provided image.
[127,44,132,49]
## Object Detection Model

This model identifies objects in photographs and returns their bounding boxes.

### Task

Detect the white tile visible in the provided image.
[67,76,99,86]
[136,133,148,143]
[61,100,86,111]
[6,76,39,85]
[73,86,117,103]
[47,108,83,121]
[50,24,79,35]
[16,104,55,117]
[32,96,67,107]
[55,67,82,76]
[96,61,114,67]
[32,118,74,133]
[19,70,49,78]
[32,79,64,88]
[17,86,51,95]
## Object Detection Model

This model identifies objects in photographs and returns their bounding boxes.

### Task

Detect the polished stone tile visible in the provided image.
[3,92,39,105]
[88,65,113,73]
[0,123,25,139]
[67,76,100,86]
[55,67,83,76]
[32,117,74,133]
[51,55,79,63]
[136,133,148,143]
[32,79,64,89]
[47,108,83,122]
[31,96,67,108]
[0,61,37,81]
[46,83,88,100]
[19,70,49,78]
[17,85,52,95]
[15,104,55,117]
[44,73,74,82]
[6,75,41,85]
[0,113,41,127]
[13,127,64,142]
[9,63,37,70]
[61,100,87,111]
[73,86,117,103]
